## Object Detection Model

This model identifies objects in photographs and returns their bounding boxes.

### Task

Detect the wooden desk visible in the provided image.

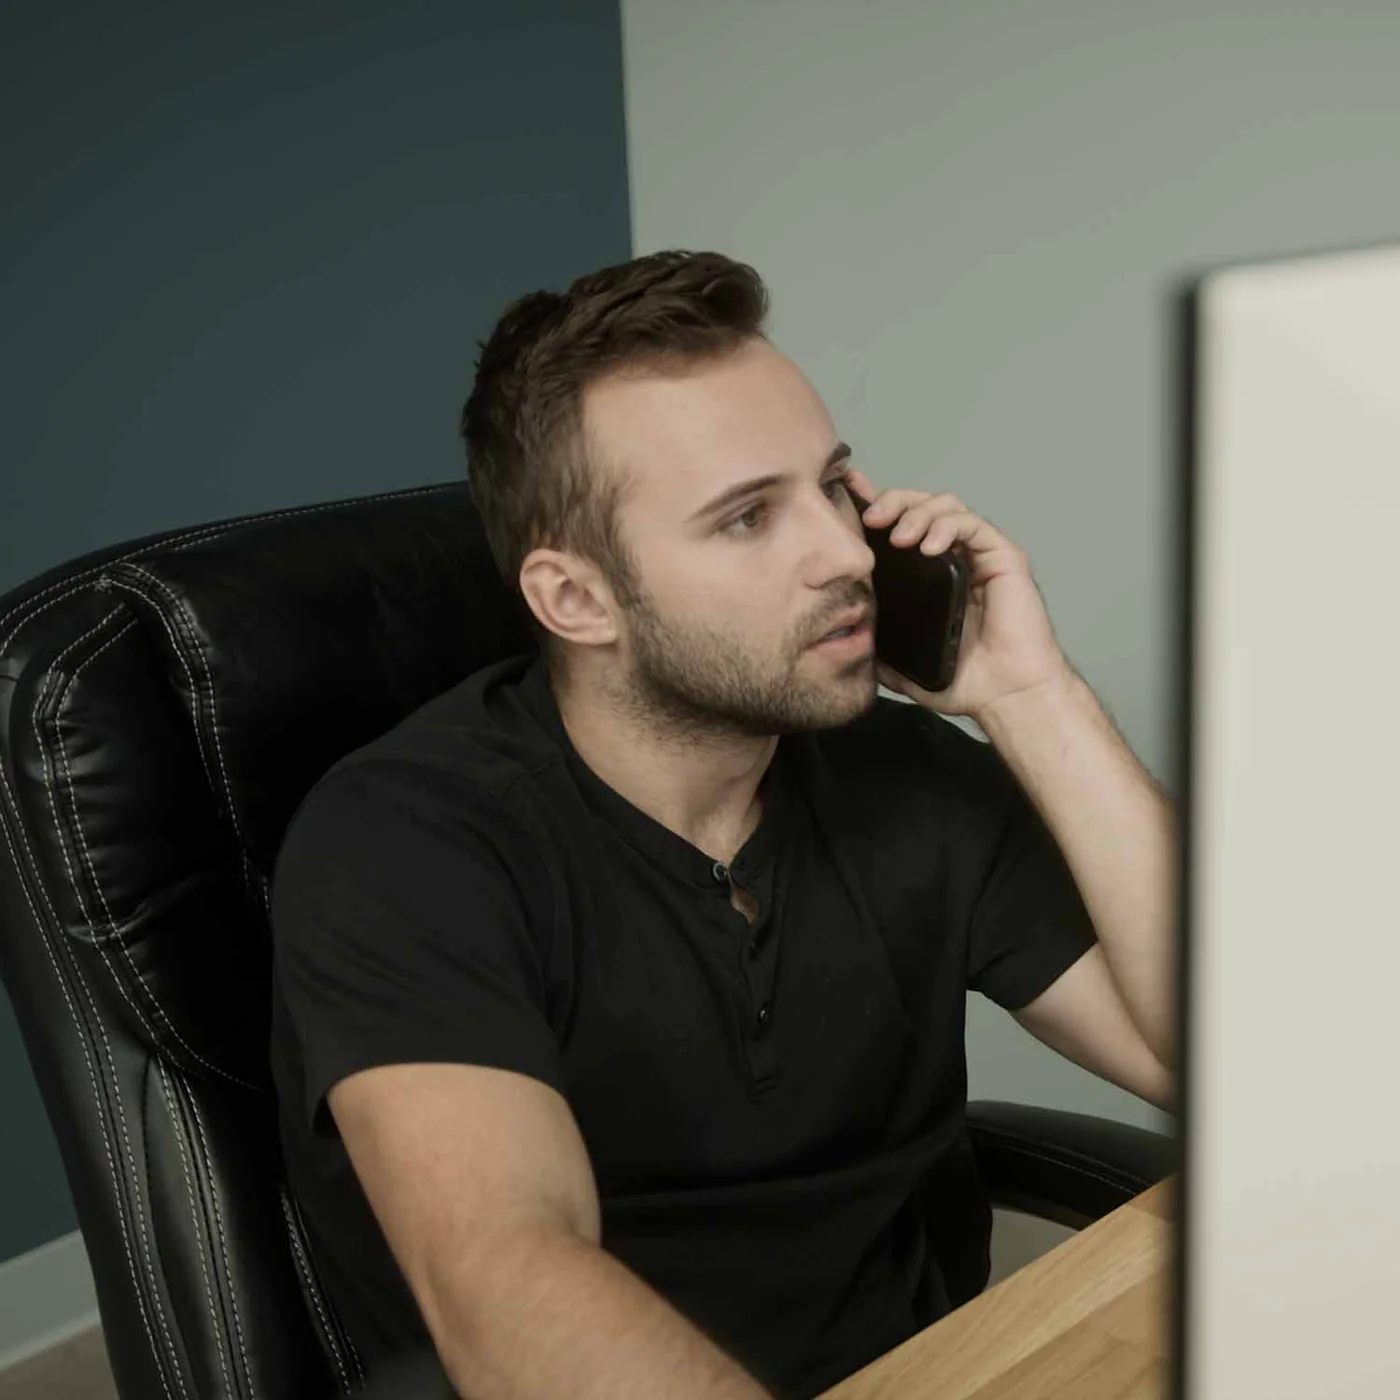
[819,1177,1174,1400]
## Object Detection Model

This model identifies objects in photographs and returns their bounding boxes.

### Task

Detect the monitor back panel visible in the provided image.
[1186,244,1400,1398]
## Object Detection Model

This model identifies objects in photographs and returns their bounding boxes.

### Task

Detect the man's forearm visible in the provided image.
[422,1220,773,1400]
[976,668,1179,1069]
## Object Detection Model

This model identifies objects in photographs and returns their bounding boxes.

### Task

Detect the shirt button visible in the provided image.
[746,937,760,959]
[756,1002,771,1030]
[712,861,728,882]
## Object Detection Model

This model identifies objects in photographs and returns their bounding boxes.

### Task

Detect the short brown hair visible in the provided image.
[459,249,771,682]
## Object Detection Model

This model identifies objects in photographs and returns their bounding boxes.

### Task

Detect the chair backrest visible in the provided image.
[0,481,535,1399]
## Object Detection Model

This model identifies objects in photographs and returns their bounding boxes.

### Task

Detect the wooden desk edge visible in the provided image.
[816,1175,1176,1400]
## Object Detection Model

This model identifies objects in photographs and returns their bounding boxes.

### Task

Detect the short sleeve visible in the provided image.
[271,759,565,1137]
[965,752,1099,1011]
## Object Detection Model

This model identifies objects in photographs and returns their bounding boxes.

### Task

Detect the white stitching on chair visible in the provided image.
[124,564,260,913]
[0,482,457,656]
[185,1089,257,1400]
[30,654,193,1398]
[340,1299,364,1382]
[156,1060,236,1400]
[278,1188,352,1393]
[281,1186,364,1388]
[2,487,467,1086]
[0,481,457,1400]
[40,608,298,1396]
[288,1181,361,1388]
[37,614,259,1093]
[93,578,222,834]
[299,1191,364,1383]
[253,869,272,926]
[1,768,187,1400]
[0,813,181,1400]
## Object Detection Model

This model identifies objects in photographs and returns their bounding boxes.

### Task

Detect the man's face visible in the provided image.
[567,336,880,738]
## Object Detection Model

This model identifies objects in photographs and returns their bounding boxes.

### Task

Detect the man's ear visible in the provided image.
[519,549,617,649]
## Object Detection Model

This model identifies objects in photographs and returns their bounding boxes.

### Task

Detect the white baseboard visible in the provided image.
[0,1230,100,1372]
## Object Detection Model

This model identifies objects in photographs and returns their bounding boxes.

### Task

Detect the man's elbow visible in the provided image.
[1142,1055,1177,1116]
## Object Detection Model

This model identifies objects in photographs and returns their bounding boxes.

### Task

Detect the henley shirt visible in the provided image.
[269,648,1098,1398]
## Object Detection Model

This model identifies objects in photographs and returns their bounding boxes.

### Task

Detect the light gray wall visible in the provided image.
[621,0,1400,1134]
[0,0,631,1265]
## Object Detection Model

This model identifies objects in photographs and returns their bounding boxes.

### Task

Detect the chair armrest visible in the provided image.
[968,1099,1178,1229]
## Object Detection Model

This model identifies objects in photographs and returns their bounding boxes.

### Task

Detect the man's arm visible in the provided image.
[329,1061,773,1400]
[976,668,1179,1079]
[1010,945,1176,1112]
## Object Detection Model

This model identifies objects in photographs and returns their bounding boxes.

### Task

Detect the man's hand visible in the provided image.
[846,466,1072,724]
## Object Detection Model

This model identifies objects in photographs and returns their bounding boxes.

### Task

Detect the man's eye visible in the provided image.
[722,477,850,536]
[728,504,767,533]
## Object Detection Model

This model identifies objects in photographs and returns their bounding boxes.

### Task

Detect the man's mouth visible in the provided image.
[812,618,873,652]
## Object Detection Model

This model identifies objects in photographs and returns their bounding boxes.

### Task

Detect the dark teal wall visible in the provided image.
[0,0,631,1262]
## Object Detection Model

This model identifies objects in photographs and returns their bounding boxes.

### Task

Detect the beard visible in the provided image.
[596,589,879,745]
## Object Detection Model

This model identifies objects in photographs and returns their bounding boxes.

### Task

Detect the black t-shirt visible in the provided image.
[269,650,1097,1400]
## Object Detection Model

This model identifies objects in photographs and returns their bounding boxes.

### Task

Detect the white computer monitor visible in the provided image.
[1181,242,1400,1398]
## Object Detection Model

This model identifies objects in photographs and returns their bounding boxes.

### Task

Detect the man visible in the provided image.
[269,249,1176,1400]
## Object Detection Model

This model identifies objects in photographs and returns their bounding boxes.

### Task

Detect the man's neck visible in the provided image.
[552,679,776,860]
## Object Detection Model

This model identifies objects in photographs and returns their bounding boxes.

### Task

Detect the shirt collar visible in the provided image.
[514,650,790,890]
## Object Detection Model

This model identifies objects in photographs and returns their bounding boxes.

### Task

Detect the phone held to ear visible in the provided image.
[845,480,969,693]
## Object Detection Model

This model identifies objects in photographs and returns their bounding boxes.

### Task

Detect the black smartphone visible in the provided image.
[844,480,970,692]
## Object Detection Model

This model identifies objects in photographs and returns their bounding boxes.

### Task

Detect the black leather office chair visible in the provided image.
[0,481,1176,1399]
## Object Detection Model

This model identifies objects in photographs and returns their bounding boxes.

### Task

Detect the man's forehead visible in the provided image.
[585,349,839,507]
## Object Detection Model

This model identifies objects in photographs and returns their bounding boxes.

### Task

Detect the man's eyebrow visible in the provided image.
[686,442,853,524]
